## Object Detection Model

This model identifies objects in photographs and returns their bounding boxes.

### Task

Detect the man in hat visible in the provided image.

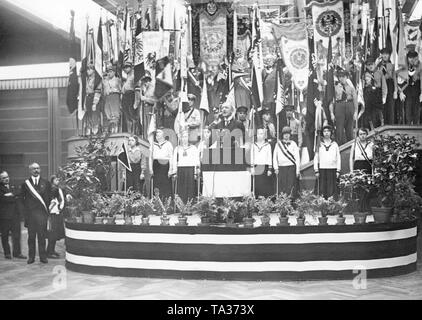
[174,93,201,144]
[330,69,358,145]
[84,62,102,136]
[284,104,302,149]
[376,48,397,125]
[259,106,276,150]
[135,70,154,137]
[103,64,122,133]
[363,58,387,130]
[401,50,422,125]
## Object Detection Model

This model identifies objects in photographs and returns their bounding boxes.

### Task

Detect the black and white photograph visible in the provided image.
[0,0,422,306]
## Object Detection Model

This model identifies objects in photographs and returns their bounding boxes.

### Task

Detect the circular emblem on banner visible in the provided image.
[316,10,342,37]
[290,48,307,69]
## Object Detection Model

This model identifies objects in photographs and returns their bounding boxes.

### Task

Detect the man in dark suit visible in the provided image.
[0,171,26,260]
[210,103,246,148]
[20,163,51,264]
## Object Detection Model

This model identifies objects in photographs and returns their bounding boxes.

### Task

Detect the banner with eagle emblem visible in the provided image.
[273,22,309,91]
[309,0,345,69]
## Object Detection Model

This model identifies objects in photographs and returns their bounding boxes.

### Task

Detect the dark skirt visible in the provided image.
[49,214,65,241]
[354,160,372,174]
[277,165,298,198]
[254,165,274,197]
[127,163,144,194]
[316,168,338,200]
[176,166,196,203]
[152,159,172,199]
[122,91,137,121]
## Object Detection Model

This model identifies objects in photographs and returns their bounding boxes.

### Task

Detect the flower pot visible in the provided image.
[124,216,133,225]
[141,216,150,226]
[353,212,367,224]
[82,210,94,224]
[160,215,170,226]
[176,216,188,226]
[198,216,211,226]
[371,206,393,223]
[243,217,254,228]
[296,217,305,226]
[94,216,103,224]
[318,216,328,226]
[277,216,290,226]
[260,215,271,227]
[336,216,346,225]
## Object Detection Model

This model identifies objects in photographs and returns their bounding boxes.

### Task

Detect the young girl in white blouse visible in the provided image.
[314,125,341,199]
[251,127,274,197]
[149,128,174,200]
[273,126,301,198]
[171,131,200,203]
[349,127,373,174]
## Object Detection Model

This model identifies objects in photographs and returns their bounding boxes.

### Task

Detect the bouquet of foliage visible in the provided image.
[273,193,294,217]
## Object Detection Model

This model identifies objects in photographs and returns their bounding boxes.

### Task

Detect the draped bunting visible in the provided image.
[199,9,227,70]
[309,0,345,68]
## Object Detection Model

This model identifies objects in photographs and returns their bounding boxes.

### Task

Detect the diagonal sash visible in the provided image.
[277,141,296,166]
[356,141,371,165]
[25,179,48,214]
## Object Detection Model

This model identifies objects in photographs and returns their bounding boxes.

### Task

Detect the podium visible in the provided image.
[201,146,251,198]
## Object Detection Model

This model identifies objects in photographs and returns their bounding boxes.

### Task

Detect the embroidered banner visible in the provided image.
[261,21,278,59]
[199,9,227,70]
[310,0,345,69]
[273,22,309,91]
[405,21,421,48]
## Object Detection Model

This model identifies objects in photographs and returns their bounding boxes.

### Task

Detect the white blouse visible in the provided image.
[273,140,301,175]
[251,142,272,166]
[354,140,373,161]
[171,145,200,174]
[314,140,341,172]
[152,141,173,160]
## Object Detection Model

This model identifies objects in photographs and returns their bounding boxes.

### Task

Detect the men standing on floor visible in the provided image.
[363,58,387,130]
[377,48,397,125]
[0,171,26,260]
[330,70,358,145]
[20,163,51,264]
[402,51,422,125]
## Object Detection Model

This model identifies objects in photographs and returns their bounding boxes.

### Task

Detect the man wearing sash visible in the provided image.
[20,163,51,264]
[273,126,301,198]
[174,94,201,145]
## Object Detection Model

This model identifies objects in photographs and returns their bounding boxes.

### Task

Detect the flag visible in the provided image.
[154,56,173,99]
[93,18,103,89]
[250,4,264,109]
[147,113,157,144]
[275,58,285,115]
[395,3,406,70]
[118,143,132,172]
[323,36,335,127]
[199,78,209,114]
[134,12,145,85]
[66,10,79,114]
[123,6,133,65]
[77,17,89,121]
[370,10,380,60]
[385,18,393,55]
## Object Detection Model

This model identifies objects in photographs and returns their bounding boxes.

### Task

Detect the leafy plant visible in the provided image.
[255,196,274,217]
[393,181,422,220]
[273,193,294,218]
[372,133,420,207]
[193,196,218,221]
[295,190,317,219]
[174,195,194,217]
[339,170,372,213]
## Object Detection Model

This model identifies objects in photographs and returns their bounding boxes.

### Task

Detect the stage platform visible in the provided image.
[64,215,418,281]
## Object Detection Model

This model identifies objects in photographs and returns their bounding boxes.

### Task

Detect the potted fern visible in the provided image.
[194,196,217,226]
[174,195,193,226]
[273,193,294,226]
[241,194,257,228]
[256,196,273,227]
[295,190,316,226]
[312,195,330,225]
